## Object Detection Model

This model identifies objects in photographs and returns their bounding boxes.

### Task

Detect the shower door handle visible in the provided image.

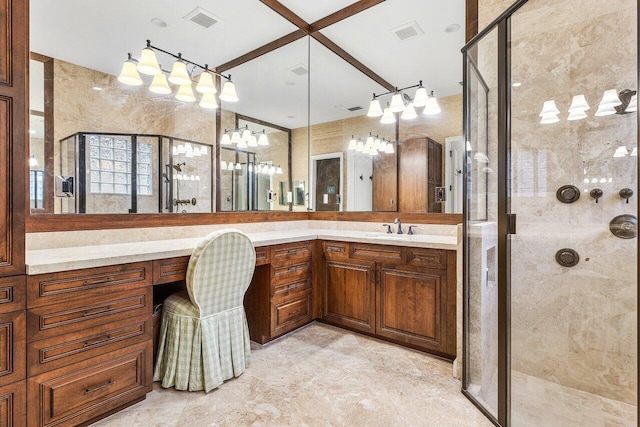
[507,214,517,235]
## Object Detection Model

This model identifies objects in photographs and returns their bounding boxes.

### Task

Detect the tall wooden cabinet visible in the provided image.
[398,137,443,213]
[0,0,29,424]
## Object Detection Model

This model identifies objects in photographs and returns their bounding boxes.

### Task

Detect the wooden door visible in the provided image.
[376,265,453,357]
[0,0,26,276]
[315,158,341,211]
[372,149,397,211]
[322,260,375,334]
[427,138,443,213]
[398,138,427,212]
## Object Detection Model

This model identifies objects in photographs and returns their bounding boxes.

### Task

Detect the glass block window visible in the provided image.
[88,135,153,195]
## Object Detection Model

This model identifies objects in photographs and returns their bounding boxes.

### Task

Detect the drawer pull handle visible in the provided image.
[287,267,298,272]
[85,380,115,395]
[83,277,114,286]
[83,334,112,347]
[83,306,112,317]
[288,309,300,317]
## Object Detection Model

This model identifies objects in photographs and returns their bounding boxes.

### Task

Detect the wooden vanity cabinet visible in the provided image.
[320,241,456,359]
[244,242,313,344]
[25,262,154,427]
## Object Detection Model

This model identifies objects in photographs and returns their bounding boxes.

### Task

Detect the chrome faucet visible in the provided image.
[393,218,403,234]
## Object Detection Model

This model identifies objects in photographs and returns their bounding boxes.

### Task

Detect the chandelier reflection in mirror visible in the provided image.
[117,40,239,109]
[539,88,636,124]
[347,133,395,155]
[367,80,440,124]
[219,125,270,148]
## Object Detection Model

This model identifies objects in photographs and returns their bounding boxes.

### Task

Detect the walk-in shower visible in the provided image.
[463,0,637,425]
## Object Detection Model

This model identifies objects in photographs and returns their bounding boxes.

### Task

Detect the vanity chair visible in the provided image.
[153,229,256,392]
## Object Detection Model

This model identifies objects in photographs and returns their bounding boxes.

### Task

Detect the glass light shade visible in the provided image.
[220,160,227,169]
[241,129,251,141]
[199,93,218,109]
[189,175,196,181]
[168,60,191,86]
[366,99,383,117]
[374,138,382,147]
[474,152,489,163]
[220,133,231,145]
[235,163,242,170]
[366,136,374,147]
[231,132,242,144]
[598,89,622,107]
[248,164,253,172]
[29,156,39,167]
[423,96,441,115]
[195,71,217,94]
[195,176,200,181]
[175,84,196,102]
[176,144,185,153]
[626,94,637,112]
[219,81,239,102]
[384,143,394,154]
[466,141,473,151]
[227,162,235,170]
[368,145,378,156]
[258,133,269,146]
[631,147,637,156]
[348,138,357,150]
[137,48,162,75]
[200,145,207,154]
[356,141,364,152]
[539,100,560,116]
[613,146,629,158]
[236,139,248,149]
[149,73,172,94]
[176,173,183,180]
[568,94,590,112]
[184,143,192,151]
[413,87,429,108]
[118,60,143,86]
[276,166,283,174]
[185,151,194,158]
[400,102,417,120]
[389,93,405,113]
[192,147,201,156]
[247,136,258,147]
[380,107,396,124]
[594,104,617,117]
[540,113,560,124]
[567,110,588,121]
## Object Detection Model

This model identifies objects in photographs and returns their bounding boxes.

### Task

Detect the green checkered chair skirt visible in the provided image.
[153,229,256,392]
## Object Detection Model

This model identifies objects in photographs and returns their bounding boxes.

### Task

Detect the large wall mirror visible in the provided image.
[27,0,464,220]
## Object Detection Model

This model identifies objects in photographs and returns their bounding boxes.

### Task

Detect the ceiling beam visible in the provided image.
[311,32,394,92]
[309,0,386,33]
[465,0,478,42]
[216,29,307,73]
[259,0,310,32]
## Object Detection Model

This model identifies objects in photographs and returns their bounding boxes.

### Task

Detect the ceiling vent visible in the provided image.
[183,7,221,29]
[347,106,363,112]
[288,64,309,76]
[391,21,424,41]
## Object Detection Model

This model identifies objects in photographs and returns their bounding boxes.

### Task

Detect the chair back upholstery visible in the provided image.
[185,229,256,317]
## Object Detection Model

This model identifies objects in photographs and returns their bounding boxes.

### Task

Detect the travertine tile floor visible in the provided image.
[93,322,492,426]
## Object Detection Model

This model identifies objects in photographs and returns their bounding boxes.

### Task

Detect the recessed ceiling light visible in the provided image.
[151,18,168,28]
[512,82,522,87]
[92,86,103,91]
[445,24,461,33]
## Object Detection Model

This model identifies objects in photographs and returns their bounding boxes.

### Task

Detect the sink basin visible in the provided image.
[365,233,412,240]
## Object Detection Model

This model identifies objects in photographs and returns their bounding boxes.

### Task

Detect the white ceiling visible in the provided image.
[29,0,465,130]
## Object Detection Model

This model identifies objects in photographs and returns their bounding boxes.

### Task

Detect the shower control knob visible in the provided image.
[556,185,580,203]
[555,248,579,267]
[609,214,637,239]
[590,188,603,203]
[619,188,633,203]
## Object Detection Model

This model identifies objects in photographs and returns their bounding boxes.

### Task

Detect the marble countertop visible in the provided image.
[26,229,458,275]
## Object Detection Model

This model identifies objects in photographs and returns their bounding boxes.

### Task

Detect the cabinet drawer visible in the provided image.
[0,276,25,314]
[322,241,349,260]
[0,380,26,427]
[153,257,189,285]
[0,311,26,387]
[27,314,151,376]
[272,278,311,300]
[271,242,311,266]
[254,247,270,266]
[271,291,311,337]
[28,262,152,308]
[350,244,405,264]
[406,248,447,270]
[271,261,311,287]
[28,288,151,342]
[27,341,152,427]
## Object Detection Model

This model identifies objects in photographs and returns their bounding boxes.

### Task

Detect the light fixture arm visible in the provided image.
[142,39,232,81]
[372,80,425,100]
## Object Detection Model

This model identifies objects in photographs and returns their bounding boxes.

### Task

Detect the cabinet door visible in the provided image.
[322,260,375,334]
[0,380,26,426]
[376,265,453,358]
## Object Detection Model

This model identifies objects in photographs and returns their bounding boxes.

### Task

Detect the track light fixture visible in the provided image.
[347,133,395,156]
[118,40,239,109]
[366,81,440,124]
[221,125,270,148]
